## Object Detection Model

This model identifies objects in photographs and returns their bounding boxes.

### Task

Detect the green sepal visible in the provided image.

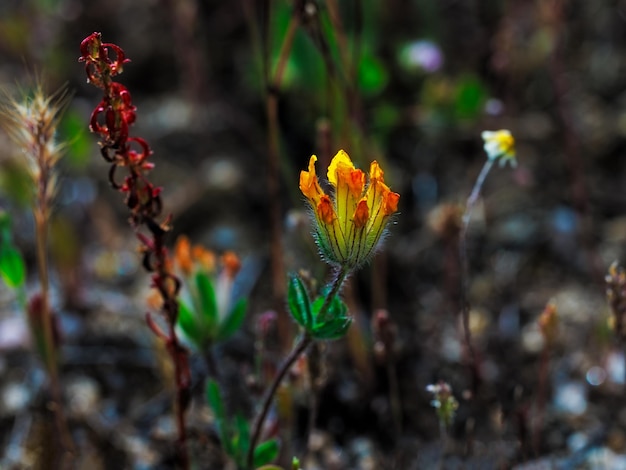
[196,271,218,335]
[216,297,247,342]
[177,300,203,348]
[311,315,352,340]
[287,275,312,329]
[206,380,233,455]
[234,413,250,458]
[253,439,280,467]
[0,245,25,288]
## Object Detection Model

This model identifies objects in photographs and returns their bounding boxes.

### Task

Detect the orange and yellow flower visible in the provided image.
[299,150,400,268]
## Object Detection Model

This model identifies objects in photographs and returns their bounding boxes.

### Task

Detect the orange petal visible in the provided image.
[299,155,325,201]
[193,245,216,272]
[353,198,369,228]
[174,235,193,275]
[317,195,336,225]
[222,251,241,278]
[383,190,400,216]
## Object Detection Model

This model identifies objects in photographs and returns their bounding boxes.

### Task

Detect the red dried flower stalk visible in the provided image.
[79,32,190,468]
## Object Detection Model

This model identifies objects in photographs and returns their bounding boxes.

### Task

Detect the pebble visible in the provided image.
[0,316,30,351]
[1,382,31,414]
[554,381,587,416]
[66,376,101,418]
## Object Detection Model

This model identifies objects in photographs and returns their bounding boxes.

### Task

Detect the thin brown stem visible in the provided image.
[386,357,402,438]
[533,345,550,456]
[34,136,74,463]
[247,333,312,469]
[265,4,302,348]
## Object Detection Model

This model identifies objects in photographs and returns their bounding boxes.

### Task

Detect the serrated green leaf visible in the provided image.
[196,271,218,335]
[216,297,247,342]
[311,316,352,340]
[206,380,233,455]
[177,301,203,348]
[254,439,280,467]
[0,246,25,288]
[287,275,312,328]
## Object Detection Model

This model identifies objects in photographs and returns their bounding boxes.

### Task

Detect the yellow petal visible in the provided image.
[327,149,354,186]
[369,160,384,182]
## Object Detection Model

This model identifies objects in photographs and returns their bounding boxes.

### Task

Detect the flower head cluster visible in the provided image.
[79,32,159,223]
[426,381,459,429]
[1,84,69,208]
[173,236,247,346]
[300,150,400,269]
[481,129,516,167]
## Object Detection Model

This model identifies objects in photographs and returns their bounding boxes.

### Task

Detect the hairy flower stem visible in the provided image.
[246,267,348,469]
[459,159,494,392]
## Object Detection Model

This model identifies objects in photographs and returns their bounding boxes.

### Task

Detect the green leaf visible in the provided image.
[216,297,247,342]
[233,413,250,466]
[454,74,487,120]
[206,380,233,455]
[311,316,352,340]
[177,301,203,348]
[0,246,25,288]
[311,291,347,324]
[60,110,92,169]
[196,271,218,335]
[254,439,280,467]
[358,51,388,96]
[287,275,312,328]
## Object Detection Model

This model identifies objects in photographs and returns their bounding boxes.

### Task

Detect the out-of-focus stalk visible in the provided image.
[0,83,74,462]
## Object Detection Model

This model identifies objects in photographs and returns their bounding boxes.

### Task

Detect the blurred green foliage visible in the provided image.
[207,379,279,469]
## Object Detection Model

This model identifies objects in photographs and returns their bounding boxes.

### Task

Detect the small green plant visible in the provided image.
[173,236,248,355]
[207,380,279,469]
[246,149,400,468]
[427,381,459,438]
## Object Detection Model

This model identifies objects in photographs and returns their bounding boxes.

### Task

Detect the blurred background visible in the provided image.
[2,0,626,468]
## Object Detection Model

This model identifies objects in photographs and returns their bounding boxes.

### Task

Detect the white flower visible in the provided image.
[481,129,516,167]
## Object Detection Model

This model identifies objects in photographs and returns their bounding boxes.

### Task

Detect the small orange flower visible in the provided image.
[222,251,241,279]
[299,149,400,268]
[174,235,194,275]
